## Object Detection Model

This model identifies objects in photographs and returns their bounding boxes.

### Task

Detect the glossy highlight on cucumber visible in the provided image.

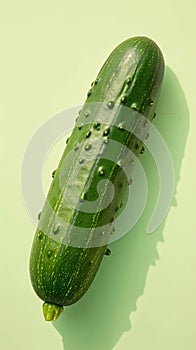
[29,36,165,321]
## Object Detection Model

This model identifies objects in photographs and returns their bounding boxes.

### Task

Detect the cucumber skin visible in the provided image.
[29,37,164,311]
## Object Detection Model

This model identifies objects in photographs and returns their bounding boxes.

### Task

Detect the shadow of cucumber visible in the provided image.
[53,66,189,350]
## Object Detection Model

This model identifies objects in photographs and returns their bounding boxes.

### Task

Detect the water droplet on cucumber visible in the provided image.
[79,159,85,164]
[93,122,101,130]
[54,224,60,235]
[80,192,86,202]
[85,144,92,151]
[149,98,154,106]
[103,137,109,144]
[87,89,92,97]
[126,77,131,84]
[121,96,126,103]
[131,102,138,110]
[140,146,145,154]
[98,166,105,176]
[52,169,56,178]
[38,232,43,240]
[86,130,92,138]
[118,122,125,130]
[103,128,110,136]
[91,79,99,86]
[78,123,83,130]
[107,101,114,109]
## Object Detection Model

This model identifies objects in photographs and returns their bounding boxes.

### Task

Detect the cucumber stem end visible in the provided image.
[42,302,64,321]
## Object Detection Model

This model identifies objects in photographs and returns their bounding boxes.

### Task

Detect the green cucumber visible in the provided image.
[29,36,164,321]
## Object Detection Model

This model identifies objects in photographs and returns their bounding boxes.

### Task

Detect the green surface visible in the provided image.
[0,1,195,349]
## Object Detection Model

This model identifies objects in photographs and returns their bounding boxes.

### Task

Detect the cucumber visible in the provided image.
[29,36,164,321]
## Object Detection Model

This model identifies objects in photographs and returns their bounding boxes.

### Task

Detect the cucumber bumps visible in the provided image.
[29,36,164,321]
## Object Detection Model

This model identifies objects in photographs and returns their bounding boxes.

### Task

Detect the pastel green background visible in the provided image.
[1,1,195,349]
